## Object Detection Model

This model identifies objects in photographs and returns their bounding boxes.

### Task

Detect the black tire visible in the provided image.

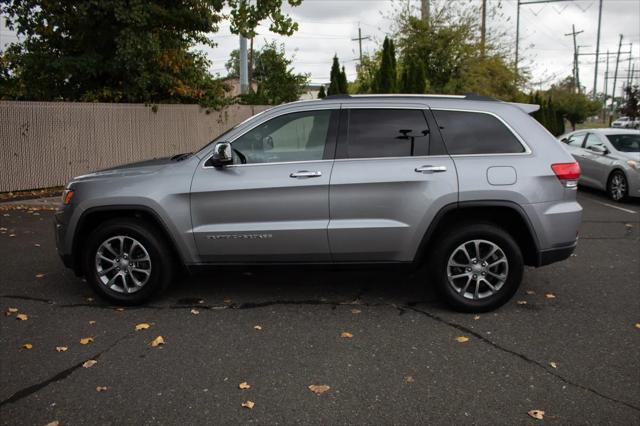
[607,170,628,202]
[82,218,174,305]
[429,223,524,313]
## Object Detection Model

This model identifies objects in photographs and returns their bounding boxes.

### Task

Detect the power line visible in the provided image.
[565,24,584,93]
[351,26,370,66]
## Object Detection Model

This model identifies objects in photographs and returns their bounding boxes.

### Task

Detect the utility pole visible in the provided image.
[564,24,584,93]
[239,35,248,94]
[421,0,429,23]
[611,34,623,113]
[248,37,254,94]
[603,49,609,123]
[351,27,370,66]
[515,0,520,75]
[626,42,633,96]
[481,0,487,56]
[592,0,603,98]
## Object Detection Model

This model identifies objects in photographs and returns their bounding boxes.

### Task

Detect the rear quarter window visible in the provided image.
[433,110,525,155]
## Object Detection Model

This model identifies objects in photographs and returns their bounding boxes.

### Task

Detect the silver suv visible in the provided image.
[55,95,582,312]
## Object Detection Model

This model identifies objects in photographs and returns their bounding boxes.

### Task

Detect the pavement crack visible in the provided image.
[1,294,54,304]
[0,331,135,407]
[407,305,640,413]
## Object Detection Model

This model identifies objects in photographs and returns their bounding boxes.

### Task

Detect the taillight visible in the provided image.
[551,162,580,188]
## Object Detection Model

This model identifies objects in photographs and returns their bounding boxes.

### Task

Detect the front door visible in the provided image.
[190,109,339,263]
[328,106,458,262]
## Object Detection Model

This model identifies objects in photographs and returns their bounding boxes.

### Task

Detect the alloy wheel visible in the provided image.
[447,239,509,300]
[95,236,152,294]
[609,173,627,201]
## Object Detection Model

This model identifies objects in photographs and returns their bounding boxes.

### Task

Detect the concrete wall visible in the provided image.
[0,101,269,192]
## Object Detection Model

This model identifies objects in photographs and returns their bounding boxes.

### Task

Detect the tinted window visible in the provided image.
[564,133,585,147]
[347,109,429,158]
[607,134,640,152]
[232,110,332,164]
[433,110,525,154]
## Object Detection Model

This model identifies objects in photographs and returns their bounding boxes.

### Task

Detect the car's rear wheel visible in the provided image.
[430,223,523,313]
[83,218,174,305]
[607,170,628,202]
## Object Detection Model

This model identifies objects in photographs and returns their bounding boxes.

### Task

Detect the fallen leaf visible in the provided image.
[253,325,262,330]
[635,323,640,329]
[528,410,545,420]
[9,234,15,237]
[239,382,251,390]
[545,293,556,299]
[35,273,45,278]
[455,336,470,343]
[516,300,527,305]
[550,361,558,369]
[44,421,59,426]
[150,336,165,347]
[89,320,96,325]
[340,332,354,339]
[115,308,125,312]
[404,375,414,384]
[86,297,94,302]
[351,309,362,314]
[22,343,33,350]
[198,299,205,304]
[34,243,40,247]
[223,298,232,304]
[80,337,94,345]
[308,384,330,395]
[526,290,536,295]
[16,313,28,321]
[135,323,151,331]
[190,309,200,315]
[56,346,68,352]
[96,386,108,392]
[473,315,480,320]
[5,307,18,316]
[82,359,97,368]
[241,400,255,409]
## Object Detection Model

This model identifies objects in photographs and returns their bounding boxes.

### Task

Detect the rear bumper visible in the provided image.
[536,241,577,266]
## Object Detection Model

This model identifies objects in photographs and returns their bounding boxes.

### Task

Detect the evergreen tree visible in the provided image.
[373,36,397,93]
[411,62,426,93]
[339,66,349,94]
[317,85,326,98]
[327,55,344,95]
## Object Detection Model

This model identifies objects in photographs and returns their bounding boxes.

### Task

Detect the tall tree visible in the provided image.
[239,42,308,105]
[549,76,600,130]
[327,55,346,96]
[620,85,639,120]
[339,66,349,94]
[373,36,397,93]
[317,85,326,99]
[0,0,303,105]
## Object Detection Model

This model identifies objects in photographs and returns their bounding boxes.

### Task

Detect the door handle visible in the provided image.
[290,170,322,178]
[415,165,447,173]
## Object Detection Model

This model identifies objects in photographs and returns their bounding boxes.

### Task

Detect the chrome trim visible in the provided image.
[333,155,451,162]
[203,159,333,169]
[431,108,533,155]
[290,170,322,178]
[415,165,447,173]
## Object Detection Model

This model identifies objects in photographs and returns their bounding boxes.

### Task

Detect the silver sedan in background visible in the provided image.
[559,128,640,201]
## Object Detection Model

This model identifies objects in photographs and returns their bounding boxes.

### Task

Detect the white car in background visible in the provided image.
[559,128,640,201]
[611,116,639,129]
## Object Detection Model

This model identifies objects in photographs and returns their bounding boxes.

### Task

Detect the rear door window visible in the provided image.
[433,110,525,155]
[345,109,430,158]
[564,133,586,147]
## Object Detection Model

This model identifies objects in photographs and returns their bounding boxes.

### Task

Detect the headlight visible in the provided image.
[62,189,74,205]
[627,160,639,171]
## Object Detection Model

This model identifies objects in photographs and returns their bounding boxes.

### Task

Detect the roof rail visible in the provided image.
[322,93,499,101]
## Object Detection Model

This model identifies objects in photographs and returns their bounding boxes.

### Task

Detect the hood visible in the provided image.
[70,156,176,183]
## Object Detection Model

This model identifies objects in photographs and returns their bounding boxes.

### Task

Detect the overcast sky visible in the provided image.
[1,0,638,96]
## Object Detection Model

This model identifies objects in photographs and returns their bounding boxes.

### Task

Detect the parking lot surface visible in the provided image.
[1,189,639,425]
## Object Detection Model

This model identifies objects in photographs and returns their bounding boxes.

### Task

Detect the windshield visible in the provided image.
[606,134,640,152]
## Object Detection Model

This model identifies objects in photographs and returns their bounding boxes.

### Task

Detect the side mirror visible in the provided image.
[588,144,607,155]
[209,141,234,167]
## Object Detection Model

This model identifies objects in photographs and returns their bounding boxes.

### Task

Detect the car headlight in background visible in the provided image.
[62,189,74,205]
[627,160,639,171]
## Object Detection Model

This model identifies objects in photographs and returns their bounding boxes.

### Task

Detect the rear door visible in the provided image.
[190,108,339,263]
[328,105,458,262]
[580,133,609,189]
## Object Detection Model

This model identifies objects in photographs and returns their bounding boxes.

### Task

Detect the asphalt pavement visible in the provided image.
[1,189,639,425]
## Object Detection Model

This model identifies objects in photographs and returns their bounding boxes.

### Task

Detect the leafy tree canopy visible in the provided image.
[0,0,302,106]
[239,41,308,105]
[549,76,601,130]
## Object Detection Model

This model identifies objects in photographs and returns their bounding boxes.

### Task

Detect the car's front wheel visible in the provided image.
[607,170,628,202]
[430,223,524,313]
[83,218,174,305]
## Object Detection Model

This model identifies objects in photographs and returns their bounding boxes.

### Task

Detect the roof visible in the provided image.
[576,128,640,135]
